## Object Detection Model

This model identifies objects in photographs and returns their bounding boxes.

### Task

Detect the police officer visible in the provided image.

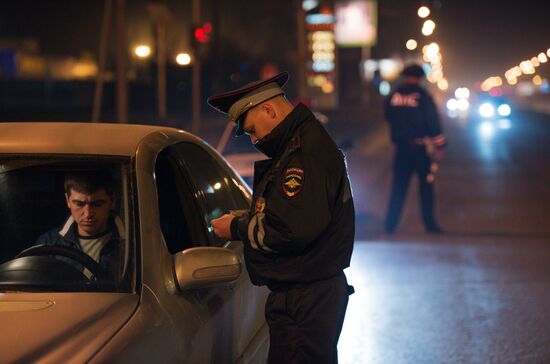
[208,71,354,363]
[384,64,447,234]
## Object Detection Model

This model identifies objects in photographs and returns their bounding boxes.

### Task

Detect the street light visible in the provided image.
[437,78,448,90]
[424,42,440,59]
[135,45,151,58]
[406,39,418,50]
[422,20,436,36]
[417,6,430,18]
[520,60,535,74]
[176,52,192,66]
[481,76,503,92]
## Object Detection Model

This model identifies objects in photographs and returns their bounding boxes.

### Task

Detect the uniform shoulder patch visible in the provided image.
[282,167,304,197]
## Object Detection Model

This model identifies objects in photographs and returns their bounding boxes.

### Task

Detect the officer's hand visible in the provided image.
[433,148,445,162]
[211,214,235,240]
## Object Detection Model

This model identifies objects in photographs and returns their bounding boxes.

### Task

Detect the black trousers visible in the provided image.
[385,143,438,232]
[265,273,350,364]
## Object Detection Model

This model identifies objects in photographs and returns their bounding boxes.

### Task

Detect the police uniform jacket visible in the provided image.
[230,103,355,287]
[385,83,445,146]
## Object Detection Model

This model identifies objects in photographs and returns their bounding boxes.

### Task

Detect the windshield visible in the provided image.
[0,156,134,293]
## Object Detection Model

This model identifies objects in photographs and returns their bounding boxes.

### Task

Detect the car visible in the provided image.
[473,94,512,119]
[0,122,269,363]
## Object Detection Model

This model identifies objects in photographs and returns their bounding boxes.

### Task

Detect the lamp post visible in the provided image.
[115,0,128,123]
[92,0,112,123]
[147,3,171,122]
[191,0,201,134]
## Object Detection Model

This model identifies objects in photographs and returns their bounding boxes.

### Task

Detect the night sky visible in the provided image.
[1,0,549,88]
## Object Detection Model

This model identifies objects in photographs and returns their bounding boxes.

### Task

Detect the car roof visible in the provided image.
[0,122,195,156]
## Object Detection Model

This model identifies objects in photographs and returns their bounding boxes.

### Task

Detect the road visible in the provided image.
[338,108,550,363]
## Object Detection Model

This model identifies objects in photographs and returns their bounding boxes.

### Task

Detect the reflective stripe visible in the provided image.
[255,213,273,252]
[248,215,260,251]
[247,213,273,252]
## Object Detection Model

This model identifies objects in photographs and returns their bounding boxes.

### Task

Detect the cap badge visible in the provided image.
[282,168,304,197]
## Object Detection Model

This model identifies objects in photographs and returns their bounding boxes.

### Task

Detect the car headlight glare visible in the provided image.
[479,102,495,118]
[446,98,458,111]
[497,103,511,116]
[457,99,469,111]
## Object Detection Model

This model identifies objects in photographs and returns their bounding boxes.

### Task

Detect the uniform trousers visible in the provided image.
[265,272,350,364]
[385,143,439,232]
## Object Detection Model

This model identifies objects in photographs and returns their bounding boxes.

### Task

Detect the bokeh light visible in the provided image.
[454,87,470,99]
[135,45,151,58]
[406,39,418,50]
[422,20,436,36]
[497,104,511,116]
[479,102,495,118]
[176,53,192,66]
[417,6,430,18]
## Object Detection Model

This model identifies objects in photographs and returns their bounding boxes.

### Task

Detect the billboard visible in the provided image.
[305,8,338,109]
[334,0,377,47]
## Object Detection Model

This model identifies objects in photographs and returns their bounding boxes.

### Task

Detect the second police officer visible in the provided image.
[384,64,447,234]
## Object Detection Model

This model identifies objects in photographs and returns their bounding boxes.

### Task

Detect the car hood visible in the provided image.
[0,292,139,363]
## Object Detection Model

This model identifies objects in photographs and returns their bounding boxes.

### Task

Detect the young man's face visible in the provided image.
[65,188,114,237]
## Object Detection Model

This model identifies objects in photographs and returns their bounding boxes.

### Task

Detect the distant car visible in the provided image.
[474,95,512,119]
[0,123,268,363]
[445,97,470,116]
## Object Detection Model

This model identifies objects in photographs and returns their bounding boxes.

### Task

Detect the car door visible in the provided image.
[172,142,269,362]
[154,143,268,363]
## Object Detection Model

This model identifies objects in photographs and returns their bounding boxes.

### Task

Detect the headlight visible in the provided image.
[497,103,511,116]
[446,98,458,111]
[457,99,469,111]
[479,102,495,118]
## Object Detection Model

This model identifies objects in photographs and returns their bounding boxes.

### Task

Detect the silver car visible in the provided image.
[0,122,269,363]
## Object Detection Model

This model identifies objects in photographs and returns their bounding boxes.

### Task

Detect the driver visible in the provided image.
[35,170,124,280]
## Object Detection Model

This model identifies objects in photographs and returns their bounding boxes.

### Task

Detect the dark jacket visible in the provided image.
[36,215,124,280]
[231,103,355,287]
[385,83,444,145]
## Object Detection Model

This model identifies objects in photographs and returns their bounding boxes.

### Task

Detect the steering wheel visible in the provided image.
[16,245,109,281]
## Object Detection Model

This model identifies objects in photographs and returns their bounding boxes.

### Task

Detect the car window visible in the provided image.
[173,143,250,246]
[154,147,210,254]
[0,156,134,293]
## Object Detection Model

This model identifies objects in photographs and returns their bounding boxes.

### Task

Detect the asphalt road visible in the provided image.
[338,108,550,363]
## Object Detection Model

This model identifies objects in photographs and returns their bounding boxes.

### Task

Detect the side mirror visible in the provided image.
[173,247,241,291]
